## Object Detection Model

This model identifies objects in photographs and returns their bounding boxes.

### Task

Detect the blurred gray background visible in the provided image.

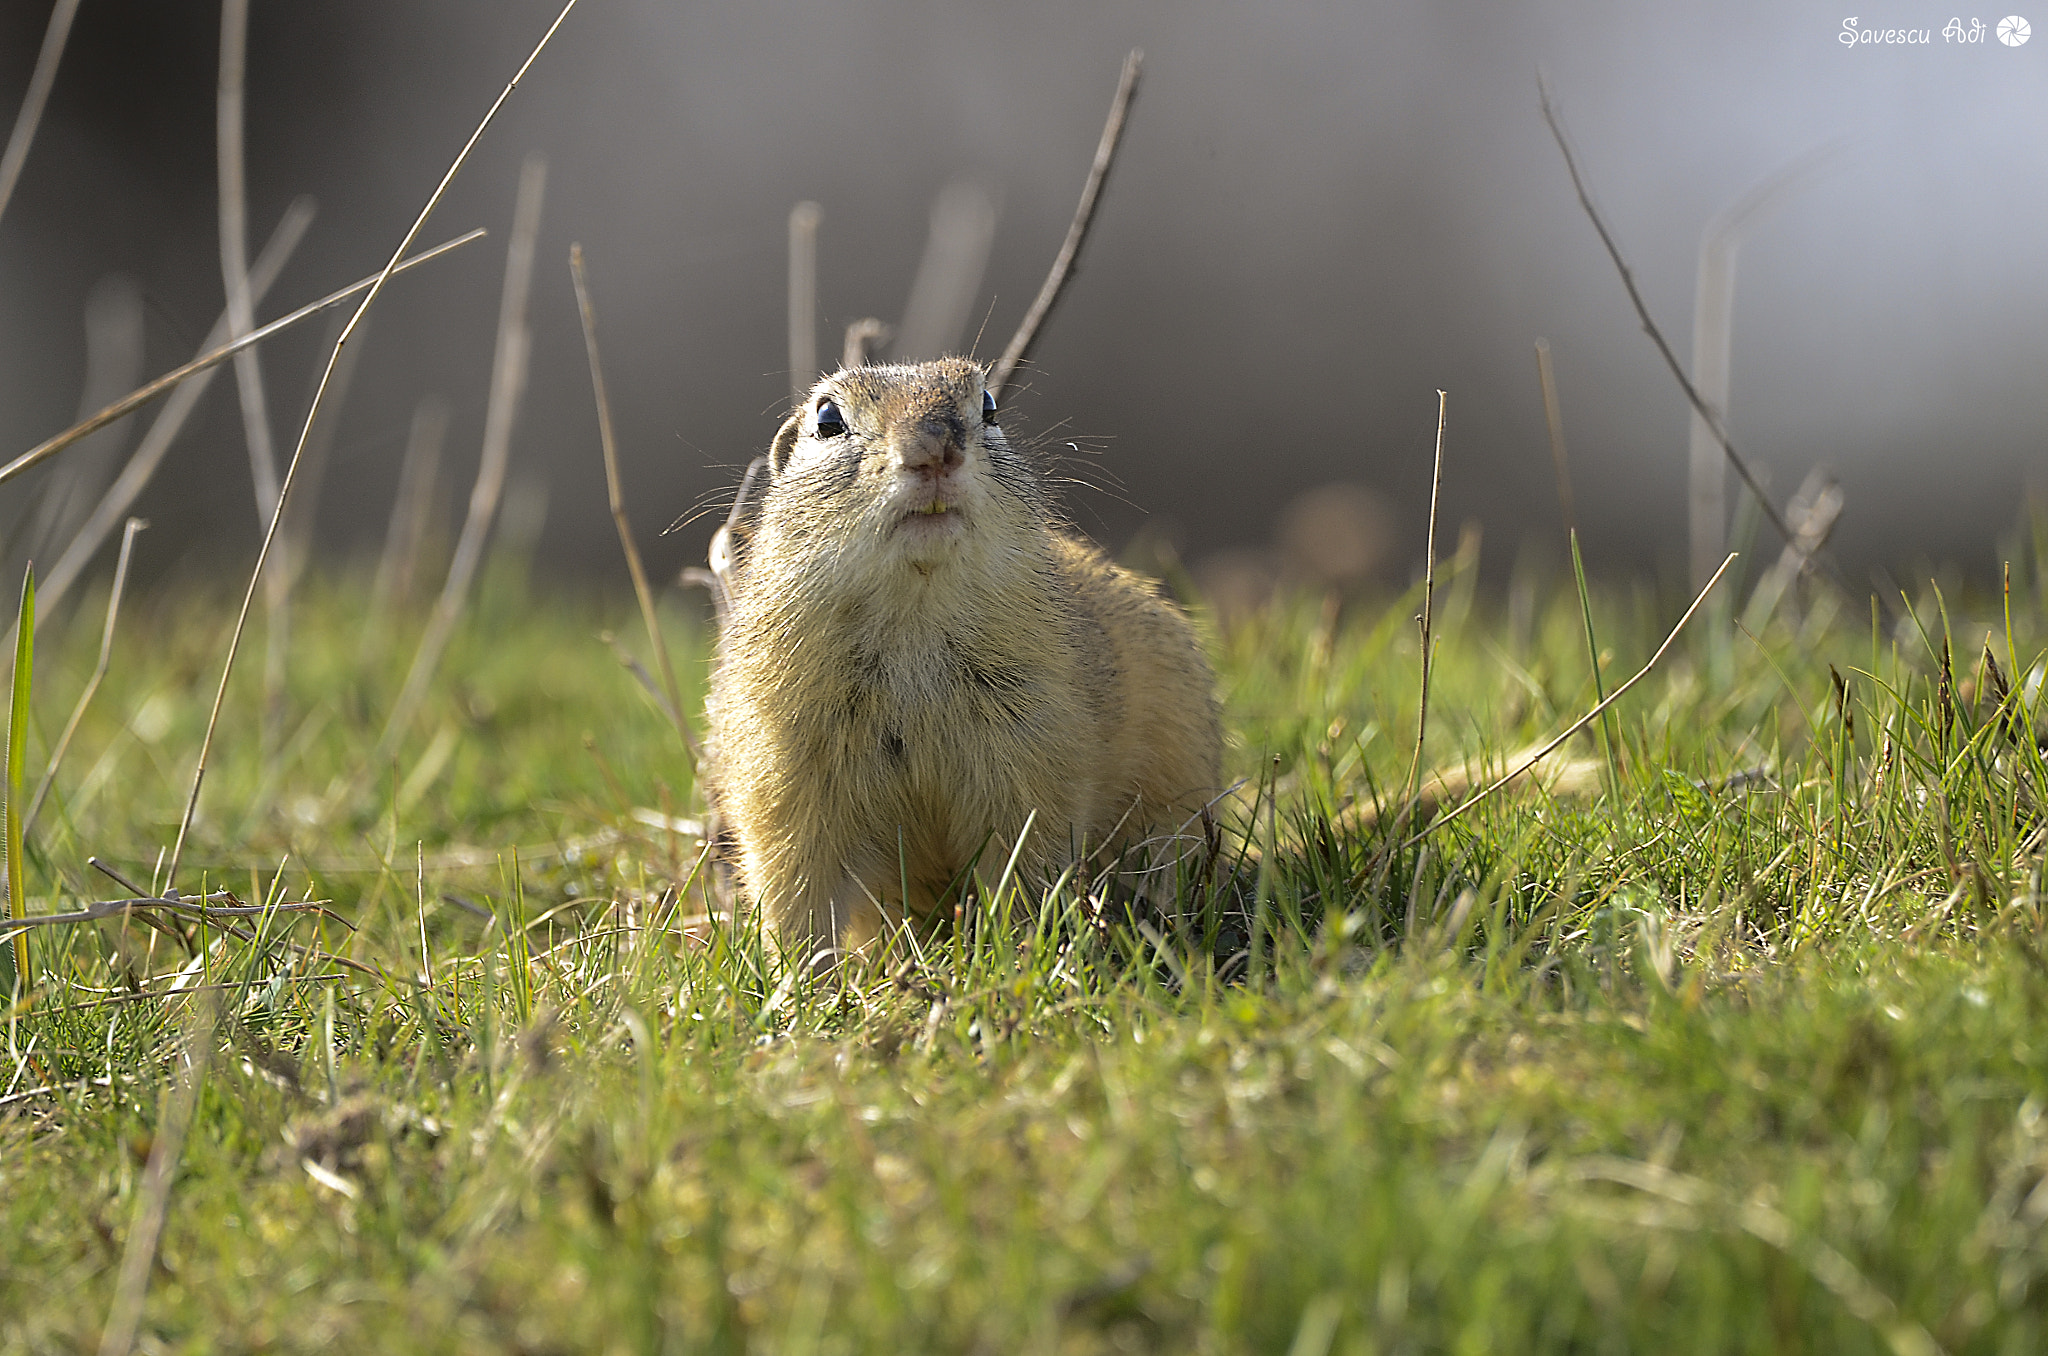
[0,0,2042,603]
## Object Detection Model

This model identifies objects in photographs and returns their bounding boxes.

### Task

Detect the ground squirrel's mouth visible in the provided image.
[913,501,952,515]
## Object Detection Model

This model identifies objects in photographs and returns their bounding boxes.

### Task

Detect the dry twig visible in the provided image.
[1537,77,1804,563]
[989,49,1143,400]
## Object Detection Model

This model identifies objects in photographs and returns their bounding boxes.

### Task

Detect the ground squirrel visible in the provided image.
[702,358,1220,954]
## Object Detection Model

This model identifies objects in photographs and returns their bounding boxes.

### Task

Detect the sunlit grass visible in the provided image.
[1,533,2045,1352]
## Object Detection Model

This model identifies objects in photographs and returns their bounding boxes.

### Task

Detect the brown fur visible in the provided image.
[703,358,1220,953]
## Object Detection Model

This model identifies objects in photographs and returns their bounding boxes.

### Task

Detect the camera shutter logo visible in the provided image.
[1998,15,2031,44]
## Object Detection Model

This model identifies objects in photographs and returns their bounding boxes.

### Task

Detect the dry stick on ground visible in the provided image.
[1533,338,1576,535]
[0,0,81,228]
[96,996,220,1356]
[988,48,1142,402]
[166,0,586,892]
[0,893,331,937]
[364,397,449,638]
[0,223,480,490]
[32,199,316,629]
[1536,77,1811,570]
[367,154,548,781]
[27,517,144,831]
[788,201,822,402]
[1406,551,1739,849]
[570,243,700,762]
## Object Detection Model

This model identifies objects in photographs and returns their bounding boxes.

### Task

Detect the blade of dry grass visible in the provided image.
[788,200,822,400]
[989,48,1142,401]
[0,0,81,228]
[166,0,586,891]
[33,200,316,625]
[1401,391,1449,816]
[0,223,481,490]
[1409,551,1738,846]
[27,517,143,831]
[570,242,699,762]
[368,153,548,778]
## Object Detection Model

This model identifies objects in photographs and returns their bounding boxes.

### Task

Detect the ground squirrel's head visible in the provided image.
[755,358,1047,575]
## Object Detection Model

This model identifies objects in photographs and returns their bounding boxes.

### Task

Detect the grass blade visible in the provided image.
[6,565,34,992]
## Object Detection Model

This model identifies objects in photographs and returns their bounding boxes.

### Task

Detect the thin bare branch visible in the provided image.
[989,48,1143,401]
[167,0,585,891]
[0,0,81,229]
[1536,77,1803,560]
[0,224,482,489]
[1409,551,1738,846]
[571,243,700,761]
[27,517,143,830]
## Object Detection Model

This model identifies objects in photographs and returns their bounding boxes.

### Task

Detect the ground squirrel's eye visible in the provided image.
[981,390,999,426]
[814,399,846,438]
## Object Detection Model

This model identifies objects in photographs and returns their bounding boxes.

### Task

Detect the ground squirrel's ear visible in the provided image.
[767,412,802,477]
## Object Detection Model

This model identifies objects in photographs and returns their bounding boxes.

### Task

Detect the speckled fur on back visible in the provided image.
[703,358,1220,954]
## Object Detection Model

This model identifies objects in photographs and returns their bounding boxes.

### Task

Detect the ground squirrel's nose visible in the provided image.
[892,412,966,478]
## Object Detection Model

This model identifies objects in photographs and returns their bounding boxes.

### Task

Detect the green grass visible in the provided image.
[2,531,2047,1354]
